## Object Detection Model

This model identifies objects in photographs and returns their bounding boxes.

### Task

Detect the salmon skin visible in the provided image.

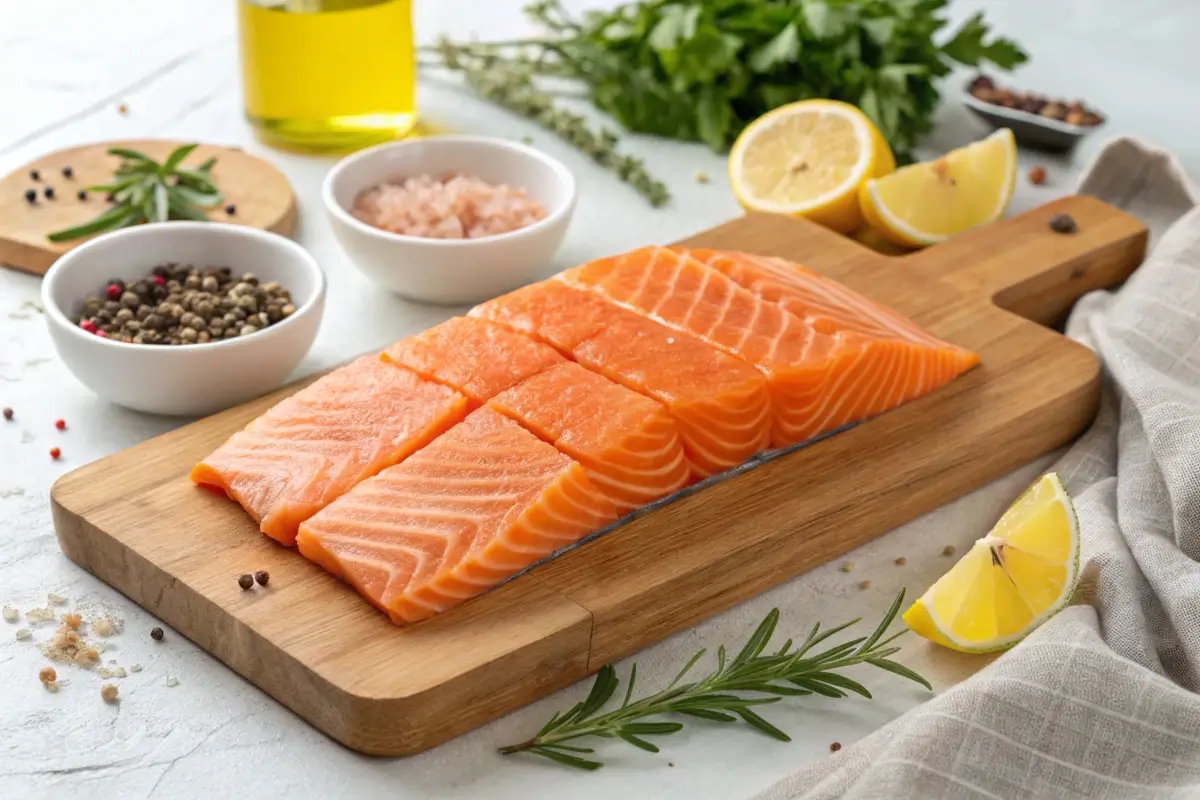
[471,280,771,478]
[190,356,468,546]
[296,407,618,625]
[489,362,691,513]
[559,245,979,447]
[381,316,565,408]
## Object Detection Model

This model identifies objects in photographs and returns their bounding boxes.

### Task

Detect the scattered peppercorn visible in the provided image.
[24,188,36,204]
[894,557,907,566]
[942,545,957,557]
[858,580,872,590]
[2,408,12,421]
[830,741,842,752]
[839,561,855,573]
[238,574,254,590]
[254,570,270,587]
[62,166,74,179]
[54,419,66,431]
[1028,166,1046,186]
[30,170,40,181]
[49,447,61,460]
[72,264,295,346]
[101,683,119,703]
[1049,213,1078,234]
[43,186,55,200]
[77,190,88,201]
[224,203,237,216]
[150,626,164,641]
[38,666,57,685]
[117,103,128,114]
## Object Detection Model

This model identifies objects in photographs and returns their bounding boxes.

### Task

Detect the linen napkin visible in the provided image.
[753,137,1200,800]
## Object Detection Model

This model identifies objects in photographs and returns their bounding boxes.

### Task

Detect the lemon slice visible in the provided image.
[860,128,1017,248]
[729,99,895,234]
[903,472,1080,653]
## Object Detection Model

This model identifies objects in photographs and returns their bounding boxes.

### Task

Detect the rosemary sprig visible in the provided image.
[499,588,929,770]
[427,39,671,208]
[47,144,222,243]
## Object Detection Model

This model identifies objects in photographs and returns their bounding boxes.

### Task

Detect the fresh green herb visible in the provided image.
[47,144,222,243]
[424,0,1027,173]
[499,588,929,770]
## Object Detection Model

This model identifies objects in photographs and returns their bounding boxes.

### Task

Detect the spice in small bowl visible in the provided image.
[968,76,1104,127]
[352,173,548,240]
[70,263,296,345]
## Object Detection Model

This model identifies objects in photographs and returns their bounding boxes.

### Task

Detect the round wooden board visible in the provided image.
[0,140,297,276]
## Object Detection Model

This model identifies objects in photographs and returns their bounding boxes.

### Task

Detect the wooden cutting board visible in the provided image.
[50,195,1146,757]
[0,140,296,276]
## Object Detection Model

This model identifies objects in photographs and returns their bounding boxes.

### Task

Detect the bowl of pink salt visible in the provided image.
[323,135,577,305]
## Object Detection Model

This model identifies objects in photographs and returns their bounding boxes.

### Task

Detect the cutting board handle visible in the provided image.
[905,194,1148,326]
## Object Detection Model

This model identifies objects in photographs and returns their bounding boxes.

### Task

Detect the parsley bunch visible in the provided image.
[428,0,1027,165]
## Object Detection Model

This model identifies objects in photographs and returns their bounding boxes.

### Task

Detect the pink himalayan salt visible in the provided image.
[351,173,548,240]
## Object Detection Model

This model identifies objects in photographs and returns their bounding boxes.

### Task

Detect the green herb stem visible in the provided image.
[499,588,929,770]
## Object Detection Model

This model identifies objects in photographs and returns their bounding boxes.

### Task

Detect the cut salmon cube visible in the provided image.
[559,246,978,447]
[489,362,690,513]
[471,280,772,478]
[190,356,468,546]
[381,316,565,408]
[296,407,618,625]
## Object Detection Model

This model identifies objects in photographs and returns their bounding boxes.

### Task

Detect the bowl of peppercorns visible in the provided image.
[41,222,325,416]
[964,75,1106,153]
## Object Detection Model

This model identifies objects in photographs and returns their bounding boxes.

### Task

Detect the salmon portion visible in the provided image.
[489,362,690,512]
[381,316,564,408]
[559,246,978,446]
[191,357,469,546]
[471,280,772,477]
[678,247,967,350]
[296,407,618,625]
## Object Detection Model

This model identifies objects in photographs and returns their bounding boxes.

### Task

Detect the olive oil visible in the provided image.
[238,0,416,152]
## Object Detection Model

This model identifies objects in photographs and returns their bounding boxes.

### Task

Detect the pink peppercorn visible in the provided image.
[49,447,61,460]
[96,330,109,339]
[79,319,96,333]
[152,275,166,286]
[54,419,66,431]
[105,284,121,300]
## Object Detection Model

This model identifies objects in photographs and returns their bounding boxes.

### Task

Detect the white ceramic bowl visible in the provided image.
[42,222,326,417]
[322,135,577,305]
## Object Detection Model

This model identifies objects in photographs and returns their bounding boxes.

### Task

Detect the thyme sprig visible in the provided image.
[499,588,929,770]
[426,39,670,208]
[47,144,222,243]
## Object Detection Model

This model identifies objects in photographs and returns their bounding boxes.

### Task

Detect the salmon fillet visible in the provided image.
[489,362,690,512]
[296,407,618,625]
[190,356,469,546]
[559,246,978,446]
[381,316,565,407]
[471,280,772,477]
[678,247,965,349]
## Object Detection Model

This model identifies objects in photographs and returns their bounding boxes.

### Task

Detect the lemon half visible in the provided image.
[860,128,1017,248]
[730,100,895,234]
[903,472,1080,653]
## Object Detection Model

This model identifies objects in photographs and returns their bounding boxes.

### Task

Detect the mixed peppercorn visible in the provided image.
[969,76,1104,127]
[72,264,296,345]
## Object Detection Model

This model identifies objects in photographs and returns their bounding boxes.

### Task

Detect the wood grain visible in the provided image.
[0,140,297,276]
[51,195,1147,756]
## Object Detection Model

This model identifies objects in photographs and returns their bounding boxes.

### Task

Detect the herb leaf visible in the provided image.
[498,589,929,770]
[47,144,222,243]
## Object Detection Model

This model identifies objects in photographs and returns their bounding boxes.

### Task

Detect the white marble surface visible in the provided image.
[0,1,1195,797]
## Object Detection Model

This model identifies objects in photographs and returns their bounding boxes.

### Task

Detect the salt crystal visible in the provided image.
[25,608,55,623]
[97,667,112,679]
[47,594,67,605]
[2,606,17,623]
[129,663,143,673]
[165,675,179,687]
[111,667,126,678]
[15,629,31,641]
[93,618,113,637]
[351,173,547,240]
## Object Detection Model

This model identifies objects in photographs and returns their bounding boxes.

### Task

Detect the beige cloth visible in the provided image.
[754,137,1200,800]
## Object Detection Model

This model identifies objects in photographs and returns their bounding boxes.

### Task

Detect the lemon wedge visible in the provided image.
[729,99,895,234]
[903,472,1080,653]
[859,128,1017,248]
